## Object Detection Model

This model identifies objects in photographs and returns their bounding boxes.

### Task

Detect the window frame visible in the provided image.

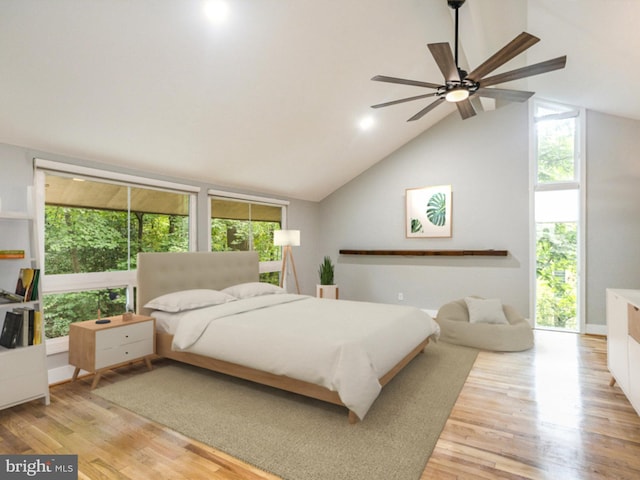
[35,159,200,352]
[208,189,289,277]
[529,100,586,332]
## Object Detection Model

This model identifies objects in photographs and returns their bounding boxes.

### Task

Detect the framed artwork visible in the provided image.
[406,185,452,238]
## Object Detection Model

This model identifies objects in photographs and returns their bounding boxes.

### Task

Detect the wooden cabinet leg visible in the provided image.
[144,357,153,371]
[72,367,81,381]
[91,373,102,389]
[609,376,617,387]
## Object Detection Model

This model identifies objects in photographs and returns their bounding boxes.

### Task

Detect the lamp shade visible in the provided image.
[274,229,300,246]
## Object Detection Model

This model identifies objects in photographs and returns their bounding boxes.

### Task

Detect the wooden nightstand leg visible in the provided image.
[72,367,81,382]
[91,372,102,389]
[144,356,153,371]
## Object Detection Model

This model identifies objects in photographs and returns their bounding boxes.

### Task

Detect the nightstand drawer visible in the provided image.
[95,320,153,350]
[95,338,154,369]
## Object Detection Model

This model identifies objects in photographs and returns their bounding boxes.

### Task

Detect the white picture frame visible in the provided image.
[405,185,452,238]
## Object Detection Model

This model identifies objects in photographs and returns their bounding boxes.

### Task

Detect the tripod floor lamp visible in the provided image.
[274,229,300,294]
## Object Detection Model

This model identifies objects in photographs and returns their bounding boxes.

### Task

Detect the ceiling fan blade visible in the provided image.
[479,56,567,87]
[427,43,460,82]
[371,75,441,89]
[470,96,485,113]
[407,97,446,122]
[456,99,476,120]
[371,92,439,109]
[466,32,540,82]
[476,87,535,102]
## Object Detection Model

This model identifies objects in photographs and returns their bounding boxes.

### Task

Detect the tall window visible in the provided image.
[209,193,286,284]
[532,101,584,331]
[36,162,197,340]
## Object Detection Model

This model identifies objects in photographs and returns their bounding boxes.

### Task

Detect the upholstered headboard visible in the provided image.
[136,251,260,316]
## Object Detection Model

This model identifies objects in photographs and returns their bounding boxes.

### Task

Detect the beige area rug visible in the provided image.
[94,341,477,480]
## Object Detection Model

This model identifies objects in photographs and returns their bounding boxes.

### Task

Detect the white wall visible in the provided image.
[586,110,640,327]
[319,103,531,315]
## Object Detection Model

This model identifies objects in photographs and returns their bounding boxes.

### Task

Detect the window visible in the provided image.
[535,107,577,184]
[531,101,584,332]
[209,192,286,284]
[36,160,198,340]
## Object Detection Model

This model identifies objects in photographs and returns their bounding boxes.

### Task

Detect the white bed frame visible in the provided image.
[136,251,429,423]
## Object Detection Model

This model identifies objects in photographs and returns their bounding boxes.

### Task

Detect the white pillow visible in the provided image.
[464,297,509,325]
[144,289,236,313]
[221,282,285,299]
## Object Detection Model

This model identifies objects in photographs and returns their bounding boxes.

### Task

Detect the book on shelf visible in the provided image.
[28,309,34,346]
[13,307,35,346]
[0,310,23,349]
[15,268,35,298]
[10,267,40,302]
[0,289,24,303]
[33,310,42,345]
[2,307,38,347]
[26,268,40,301]
[0,250,25,259]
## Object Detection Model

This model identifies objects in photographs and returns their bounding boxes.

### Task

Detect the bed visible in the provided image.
[136,251,440,423]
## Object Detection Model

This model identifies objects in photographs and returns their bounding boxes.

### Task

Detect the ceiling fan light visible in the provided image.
[445,88,469,103]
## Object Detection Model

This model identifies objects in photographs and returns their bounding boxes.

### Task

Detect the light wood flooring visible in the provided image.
[1,330,639,479]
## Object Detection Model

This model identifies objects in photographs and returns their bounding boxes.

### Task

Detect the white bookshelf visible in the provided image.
[0,207,50,410]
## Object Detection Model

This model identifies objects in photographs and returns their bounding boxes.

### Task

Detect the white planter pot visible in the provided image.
[316,284,339,299]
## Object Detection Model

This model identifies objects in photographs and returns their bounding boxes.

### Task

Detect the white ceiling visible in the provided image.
[1,0,638,201]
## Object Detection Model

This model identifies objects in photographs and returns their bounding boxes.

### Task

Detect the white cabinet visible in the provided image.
[606,289,640,415]
[0,344,49,408]
[607,290,630,393]
[0,211,50,410]
[627,303,640,413]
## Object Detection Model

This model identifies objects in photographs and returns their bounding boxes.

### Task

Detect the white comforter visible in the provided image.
[169,294,440,419]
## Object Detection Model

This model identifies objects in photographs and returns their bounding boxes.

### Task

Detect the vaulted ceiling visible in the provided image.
[1,1,638,201]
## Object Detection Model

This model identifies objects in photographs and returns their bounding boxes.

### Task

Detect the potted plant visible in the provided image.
[316,256,339,299]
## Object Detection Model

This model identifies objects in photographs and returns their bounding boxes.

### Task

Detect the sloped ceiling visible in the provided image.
[0,0,638,201]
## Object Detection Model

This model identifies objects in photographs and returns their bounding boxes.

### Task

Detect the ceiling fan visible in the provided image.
[370,0,567,121]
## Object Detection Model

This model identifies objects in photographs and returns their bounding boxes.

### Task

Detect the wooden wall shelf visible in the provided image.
[339,249,508,257]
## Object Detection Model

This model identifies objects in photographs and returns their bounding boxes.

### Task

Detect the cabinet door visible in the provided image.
[0,345,48,408]
[607,290,629,393]
[628,337,640,414]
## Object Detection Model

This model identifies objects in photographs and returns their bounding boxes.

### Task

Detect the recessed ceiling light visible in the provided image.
[359,115,375,131]
[203,0,230,25]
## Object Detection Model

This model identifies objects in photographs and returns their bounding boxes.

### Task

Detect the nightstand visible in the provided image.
[69,314,155,388]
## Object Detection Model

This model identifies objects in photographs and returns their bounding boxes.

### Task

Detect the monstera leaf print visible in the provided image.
[410,218,423,233]
[426,192,447,227]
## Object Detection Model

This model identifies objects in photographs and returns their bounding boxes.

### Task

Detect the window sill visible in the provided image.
[46,336,69,355]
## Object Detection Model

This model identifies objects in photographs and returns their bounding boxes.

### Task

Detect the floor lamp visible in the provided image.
[274,229,300,294]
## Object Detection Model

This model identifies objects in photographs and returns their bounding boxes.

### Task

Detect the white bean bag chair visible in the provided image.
[435,297,534,351]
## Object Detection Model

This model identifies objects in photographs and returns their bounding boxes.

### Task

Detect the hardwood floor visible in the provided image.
[1,330,639,479]
[423,330,640,479]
